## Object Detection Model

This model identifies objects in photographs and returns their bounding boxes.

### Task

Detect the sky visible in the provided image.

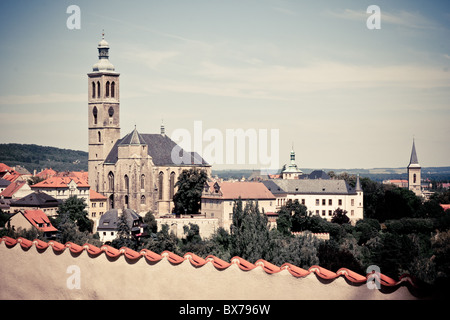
[0,0,449,171]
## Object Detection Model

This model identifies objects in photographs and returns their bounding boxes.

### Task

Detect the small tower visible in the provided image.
[407,139,422,197]
[282,145,303,179]
[88,32,121,192]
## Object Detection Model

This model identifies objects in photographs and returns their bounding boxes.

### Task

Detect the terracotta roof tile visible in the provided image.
[0,236,418,292]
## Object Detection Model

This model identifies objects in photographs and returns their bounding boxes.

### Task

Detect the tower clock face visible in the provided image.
[108,106,114,117]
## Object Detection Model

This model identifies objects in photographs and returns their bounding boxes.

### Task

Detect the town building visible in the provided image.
[408,139,422,197]
[201,181,276,231]
[0,181,32,201]
[7,209,58,240]
[87,34,210,215]
[89,189,108,232]
[281,148,303,179]
[96,208,148,243]
[30,176,90,202]
[9,191,61,217]
[262,175,364,224]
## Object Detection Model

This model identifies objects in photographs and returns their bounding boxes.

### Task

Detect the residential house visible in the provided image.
[96,208,148,243]
[201,181,276,231]
[30,176,90,202]
[9,191,62,217]
[0,181,32,201]
[7,209,58,239]
[89,189,108,232]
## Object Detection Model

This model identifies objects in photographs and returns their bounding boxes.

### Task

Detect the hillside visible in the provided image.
[0,144,88,173]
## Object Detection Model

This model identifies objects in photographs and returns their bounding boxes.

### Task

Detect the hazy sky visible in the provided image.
[0,0,449,170]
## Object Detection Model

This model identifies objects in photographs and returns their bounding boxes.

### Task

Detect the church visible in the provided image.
[87,34,211,215]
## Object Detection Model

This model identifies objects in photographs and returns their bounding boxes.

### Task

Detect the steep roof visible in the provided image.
[0,181,27,198]
[90,189,107,200]
[21,210,58,232]
[262,179,355,195]
[105,131,209,167]
[408,139,421,168]
[97,208,142,231]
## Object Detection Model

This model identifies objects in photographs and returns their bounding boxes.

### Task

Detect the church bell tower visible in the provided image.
[407,139,422,197]
[88,33,120,192]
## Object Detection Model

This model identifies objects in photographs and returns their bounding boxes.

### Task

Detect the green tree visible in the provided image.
[331,208,350,225]
[143,210,158,233]
[230,199,271,262]
[56,196,92,233]
[112,214,135,250]
[173,168,208,215]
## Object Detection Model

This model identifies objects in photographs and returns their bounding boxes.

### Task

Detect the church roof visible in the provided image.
[105,131,210,167]
[408,139,421,168]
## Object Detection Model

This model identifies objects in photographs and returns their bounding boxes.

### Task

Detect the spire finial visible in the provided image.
[102,29,105,39]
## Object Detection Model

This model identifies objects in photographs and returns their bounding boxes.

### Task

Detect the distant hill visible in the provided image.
[0,143,88,173]
[213,167,450,182]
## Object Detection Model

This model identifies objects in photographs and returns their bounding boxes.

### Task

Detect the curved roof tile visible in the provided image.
[0,236,415,290]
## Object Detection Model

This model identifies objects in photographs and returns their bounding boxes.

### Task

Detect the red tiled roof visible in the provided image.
[31,176,89,189]
[205,181,275,200]
[0,181,27,198]
[90,189,107,200]
[2,172,21,182]
[440,204,450,211]
[22,210,58,232]
[0,236,416,289]
[36,168,57,179]
[0,163,13,173]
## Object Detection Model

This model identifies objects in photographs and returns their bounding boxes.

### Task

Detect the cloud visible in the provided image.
[0,93,85,105]
[122,49,179,70]
[328,8,438,30]
[273,7,297,16]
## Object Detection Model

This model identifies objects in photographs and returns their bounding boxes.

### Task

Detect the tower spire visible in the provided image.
[408,138,420,167]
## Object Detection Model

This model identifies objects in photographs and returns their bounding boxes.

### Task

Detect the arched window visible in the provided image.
[413,174,417,184]
[106,81,110,97]
[98,131,101,143]
[141,195,146,205]
[97,81,101,98]
[158,172,164,200]
[124,175,129,193]
[92,82,96,98]
[109,194,114,209]
[111,81,115,98]
[108,106,114,117]
[108,172,114,192]
[140,174,145,190]
[93,106,98,125]
[169,172,176,199]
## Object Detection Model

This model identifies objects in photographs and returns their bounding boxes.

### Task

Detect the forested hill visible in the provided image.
[0,143,88,173]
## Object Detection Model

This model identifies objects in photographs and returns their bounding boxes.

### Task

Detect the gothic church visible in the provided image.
[88,35,211,214]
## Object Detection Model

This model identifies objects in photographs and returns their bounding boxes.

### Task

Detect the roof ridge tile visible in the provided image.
[0,236,417,290]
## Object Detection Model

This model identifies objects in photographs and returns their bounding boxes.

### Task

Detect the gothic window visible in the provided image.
[92,82,96,98]
[106,81,110,97]
[98,131,101,143]
[124,175,129,193]
[158,172,164,200]
[108,106,114,117]
[141,195,146,205]
[108,172,114,192]
[140,174,145,190]
[125,195,129,208]
[169,172,175,200]
[109,194,114,209]
[93,107,98,125]
[97,81,101,98]
[111,81,115,98]
[413,174,417,184]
